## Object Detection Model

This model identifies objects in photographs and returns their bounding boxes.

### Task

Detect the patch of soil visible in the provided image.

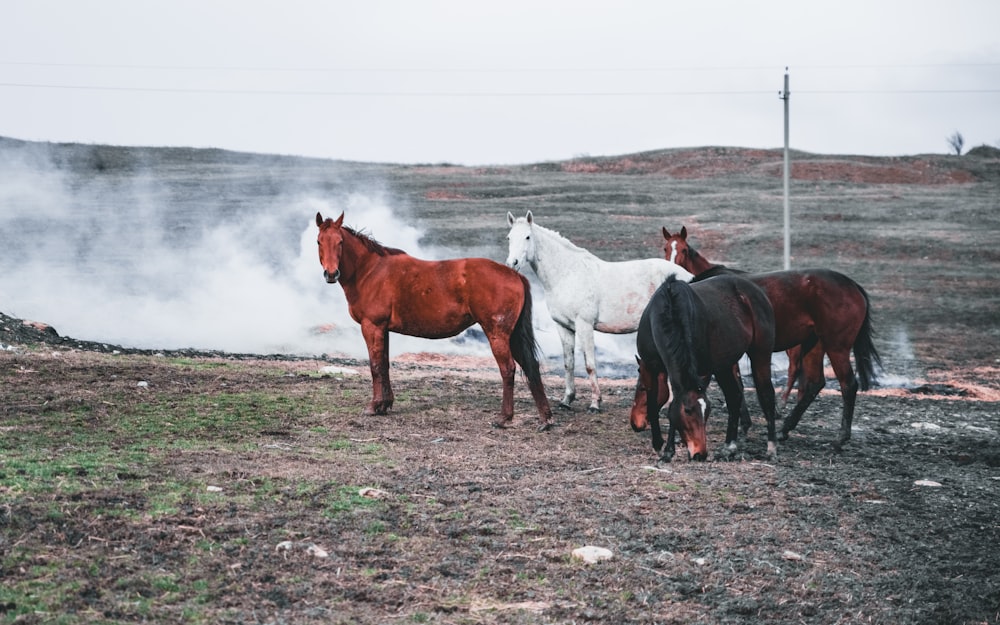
[2,320,999,624]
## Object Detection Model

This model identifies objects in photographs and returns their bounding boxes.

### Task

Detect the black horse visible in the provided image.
[635,274,779,461]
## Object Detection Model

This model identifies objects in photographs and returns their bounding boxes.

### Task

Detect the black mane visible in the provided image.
[657,276,704,392]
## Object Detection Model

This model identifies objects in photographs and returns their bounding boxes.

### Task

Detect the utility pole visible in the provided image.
[780,69,791,270]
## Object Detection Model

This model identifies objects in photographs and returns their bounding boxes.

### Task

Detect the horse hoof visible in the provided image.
[587,405,601,414]
[557,402,574,411]
[491,419,513,429]
[657,453,673,464]
[537,422,553,432]
[778,430,789,441]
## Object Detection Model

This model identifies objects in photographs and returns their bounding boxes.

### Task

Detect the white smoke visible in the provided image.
[0,146,488,358]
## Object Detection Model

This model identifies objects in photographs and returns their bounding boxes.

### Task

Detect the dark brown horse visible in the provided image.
[656,225,881,449]
[316,212,553,430]
[636,274,779,461]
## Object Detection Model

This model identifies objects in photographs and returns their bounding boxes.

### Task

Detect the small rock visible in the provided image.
[914,479,943,487]
[572,546,613,564]
[136,381,149,388]
[782,550,805,561]
[358,487,389,499]
[911,422,941,430]
[319,365,359,376]
[206,485,223,493]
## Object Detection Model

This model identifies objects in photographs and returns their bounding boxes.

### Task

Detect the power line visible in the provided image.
[2,61,999,73]
[1,81,997,97]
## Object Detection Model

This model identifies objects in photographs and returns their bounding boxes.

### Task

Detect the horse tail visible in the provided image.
[659,276,703,391]
[510,274,544,385]
[852,285,883,391]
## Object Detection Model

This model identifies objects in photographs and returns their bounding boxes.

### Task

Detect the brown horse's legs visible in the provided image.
[361,322,394,415]
[779,346,826,439]
[782,345,801,406]
[827,351,860,450]
[525,376,554,431]
[486,334,518,428]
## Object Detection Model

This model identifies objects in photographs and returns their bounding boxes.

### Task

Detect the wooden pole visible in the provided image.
[781,69,791,270]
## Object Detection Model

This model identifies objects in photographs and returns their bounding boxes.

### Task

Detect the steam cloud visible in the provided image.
[0,142,647,378]
[0,146,468,358]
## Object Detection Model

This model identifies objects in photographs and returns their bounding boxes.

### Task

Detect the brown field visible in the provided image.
[2,141,999,624]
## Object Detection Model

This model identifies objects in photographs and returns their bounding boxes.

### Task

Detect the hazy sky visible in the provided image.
[2,0,999,164]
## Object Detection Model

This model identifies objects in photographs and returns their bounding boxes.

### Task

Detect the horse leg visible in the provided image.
[782,345,801,407]
[748,353,779,460]
[360,322,394,415]
[648,390,676,462]
[485,335,518,429]
[555,324,577,410]
[730,364,752,434]
[714,367,746,460]
[576,320,601,412]
[779,346,825,440]
[827,349,860,451]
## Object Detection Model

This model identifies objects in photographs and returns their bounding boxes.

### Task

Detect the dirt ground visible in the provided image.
[2,145,1000,624]
[2,320,1000,625]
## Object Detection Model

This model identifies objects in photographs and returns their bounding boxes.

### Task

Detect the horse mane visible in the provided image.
[693,264,744,281]
[343,225,407,257]
[531,222,593,256]
[658,276,704,392]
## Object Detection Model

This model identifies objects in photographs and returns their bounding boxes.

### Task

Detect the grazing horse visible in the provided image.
[316,212,553,430]
[637,274,779,461]
[505,211,693,412]
[658,226,881,449]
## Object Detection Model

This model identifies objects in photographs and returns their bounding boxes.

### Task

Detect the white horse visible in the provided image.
[505,210,694,412]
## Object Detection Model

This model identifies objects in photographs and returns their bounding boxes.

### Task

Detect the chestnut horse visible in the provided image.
[637,274,778,461]
[654,225,881,449]
[316,212,553,430]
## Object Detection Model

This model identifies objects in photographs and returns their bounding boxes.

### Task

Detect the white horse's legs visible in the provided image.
[556,324,576,409]
[576,321,602,412]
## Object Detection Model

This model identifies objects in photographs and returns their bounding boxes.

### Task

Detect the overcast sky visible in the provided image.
[2,0,998,165]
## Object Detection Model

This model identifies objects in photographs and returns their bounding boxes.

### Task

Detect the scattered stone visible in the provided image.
[911,422,941,430]
[206,485,223,493]
[320,365,359,376]
[358,487,389,499]
[136,381,149,388]
[572,546,613,564]
[275,541,330,558]
[782,550,805,561]
[914,479,943,487]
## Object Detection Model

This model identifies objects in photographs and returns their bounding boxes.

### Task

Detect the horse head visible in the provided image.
[674,388,710,461]
[316,211,346,283]
[505,210,537,271]
[661,226,692,270]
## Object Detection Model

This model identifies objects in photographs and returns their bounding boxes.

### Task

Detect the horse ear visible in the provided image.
[316,212,324,227]
[680,226,687,240]
[525,210,533,225]
[662,226,670,239]
[334,212,345,227]
[507,211,515,226]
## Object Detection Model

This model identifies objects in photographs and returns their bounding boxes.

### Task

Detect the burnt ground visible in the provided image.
[2,317,999,625]
[2,144,1000,624]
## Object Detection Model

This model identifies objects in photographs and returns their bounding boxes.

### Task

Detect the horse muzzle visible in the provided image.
[324,269,341,284]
